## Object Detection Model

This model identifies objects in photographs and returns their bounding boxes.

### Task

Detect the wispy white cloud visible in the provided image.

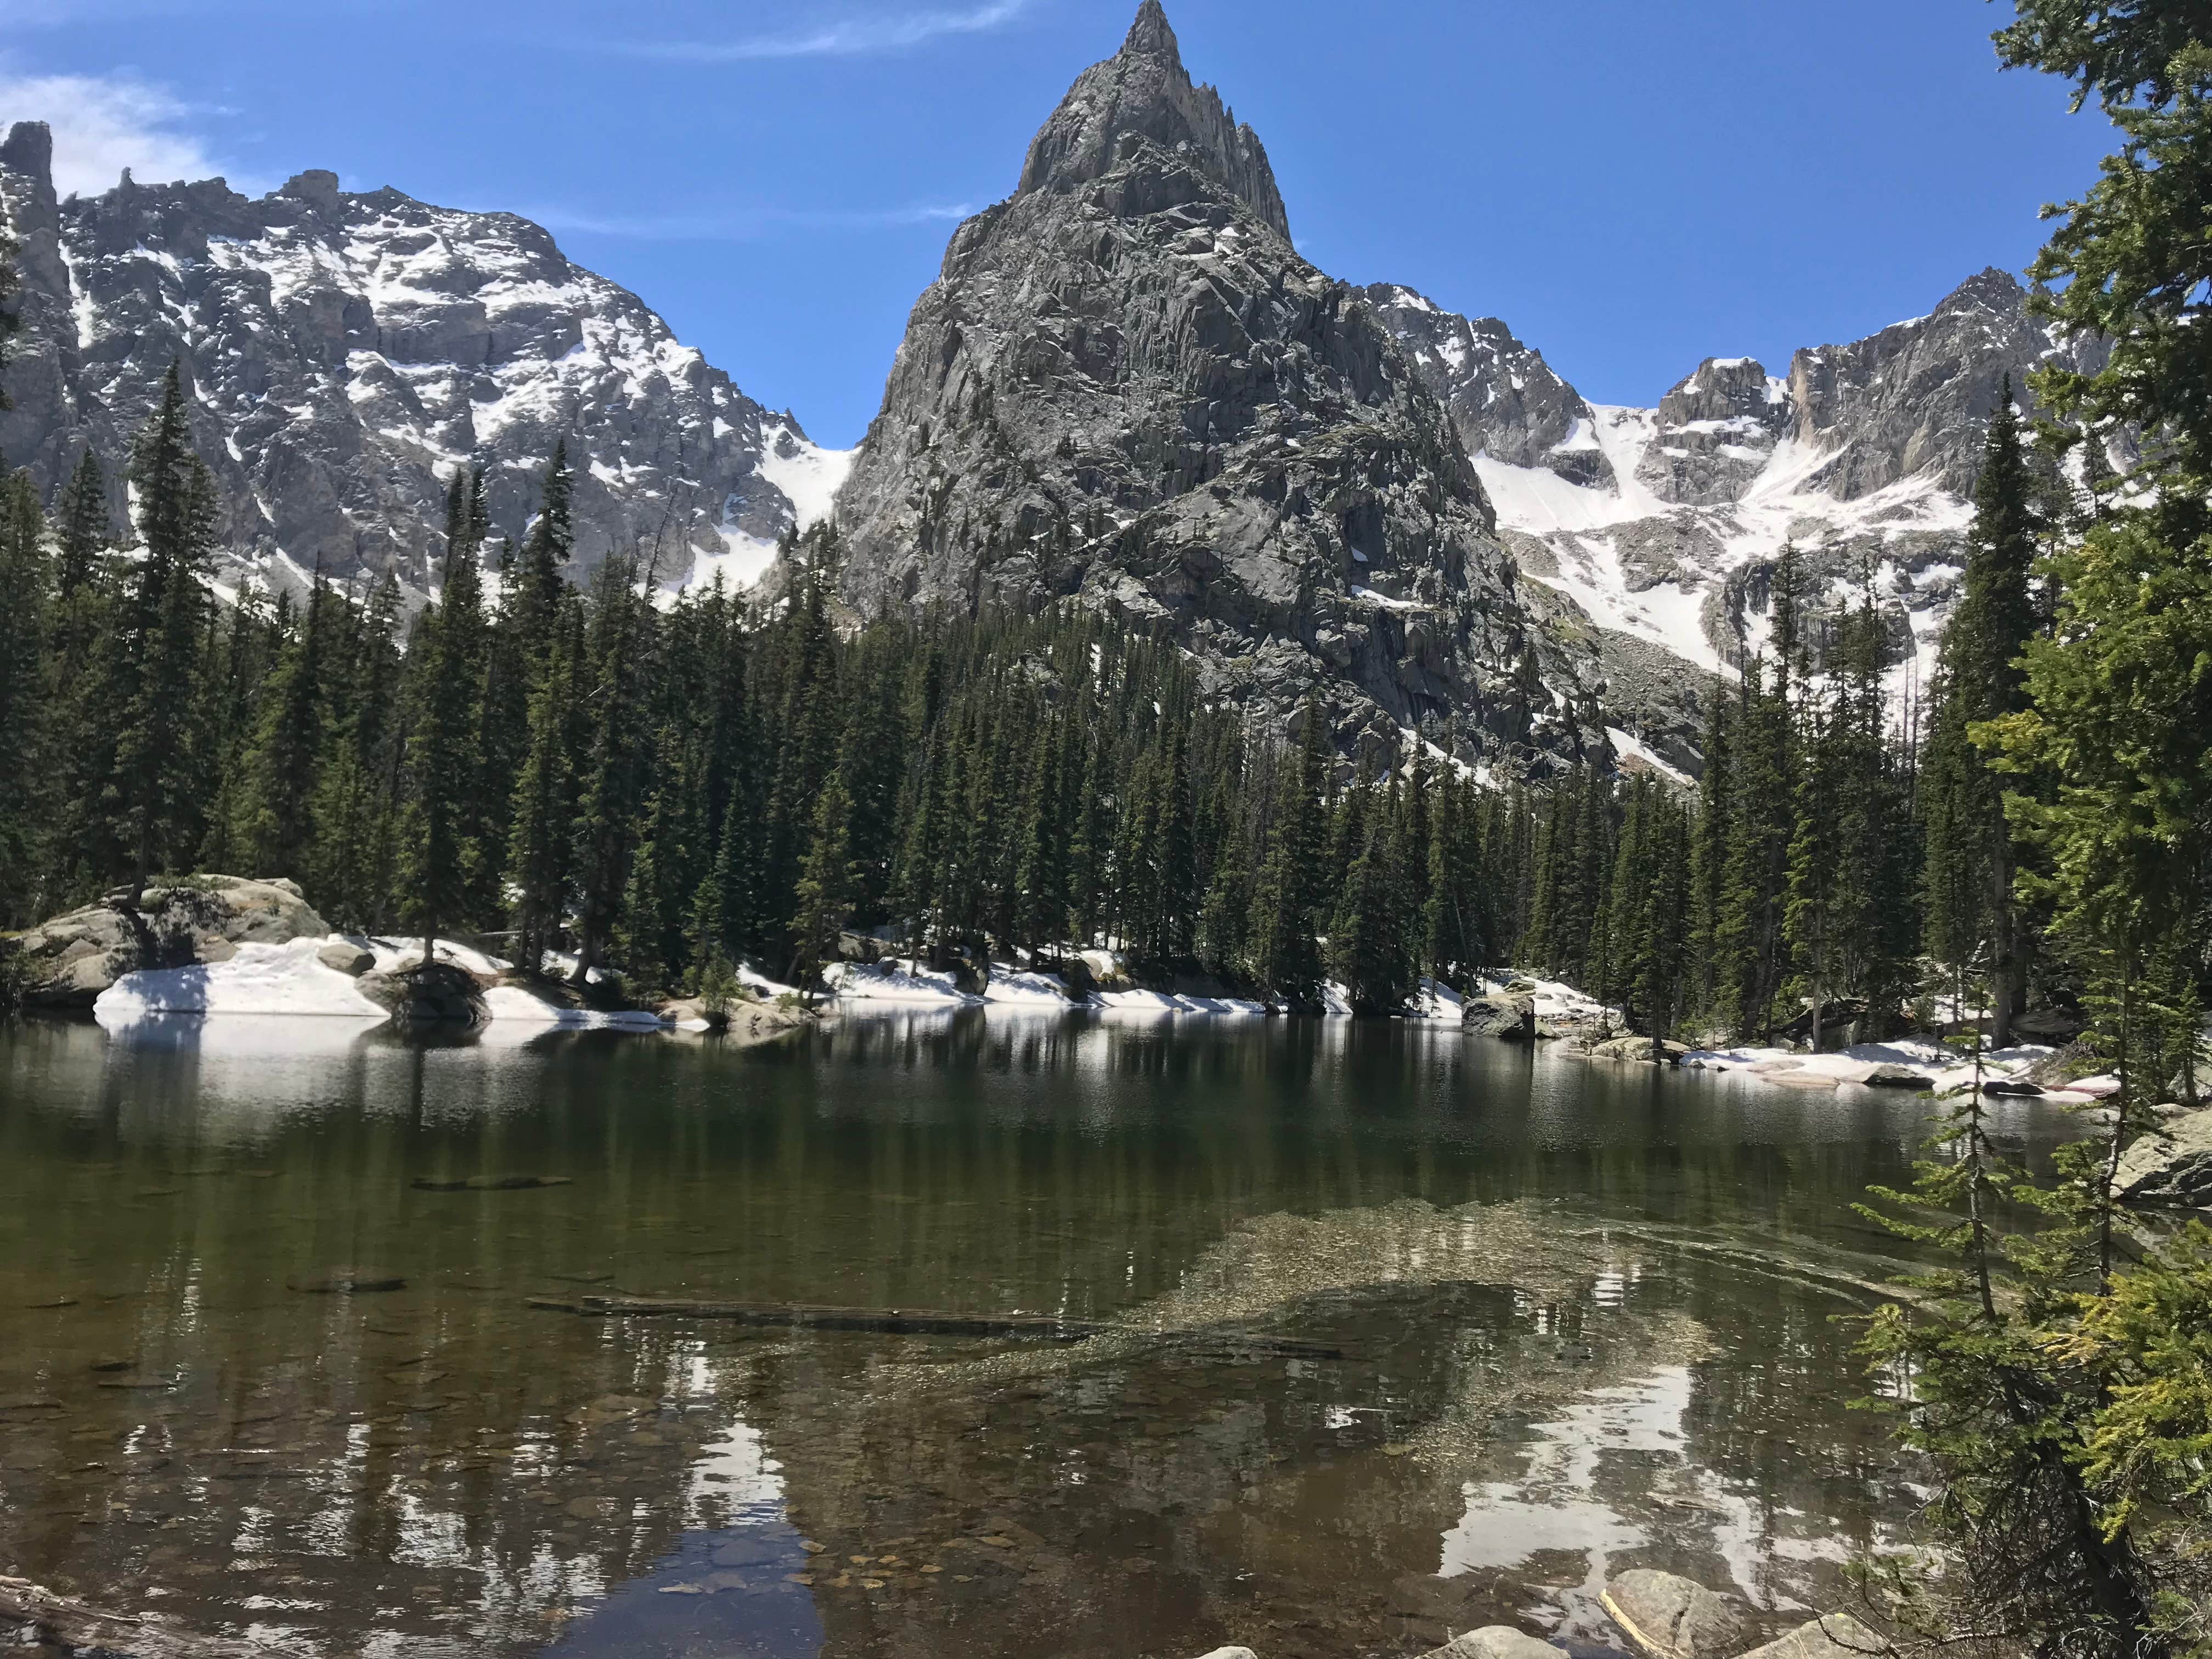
[596,0,1027,63]
[531,201,978,240]
[0,68,236,196]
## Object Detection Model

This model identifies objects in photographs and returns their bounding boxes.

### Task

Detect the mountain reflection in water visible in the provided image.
[0,1012,2071,1658]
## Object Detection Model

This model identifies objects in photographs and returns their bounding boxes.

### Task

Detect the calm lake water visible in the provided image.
[0,1013,2073,1659]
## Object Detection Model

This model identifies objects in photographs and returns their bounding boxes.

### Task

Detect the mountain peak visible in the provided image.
[1122,0,1181,61]
[1015,2,1289,240]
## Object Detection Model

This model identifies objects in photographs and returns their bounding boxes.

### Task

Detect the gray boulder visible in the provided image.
[1420,1628,1563,1659]
[1736,1614,1887,1659]
[357,962,488,1028]
[317,940,375,977]
[15,876,330,1011]
[1600,1570,1748,1659]
[1861,1065,1933,1090]
[1589,1035,1689,1063]
[2114,1109,2212,1209]
[1465,994,1538,1040]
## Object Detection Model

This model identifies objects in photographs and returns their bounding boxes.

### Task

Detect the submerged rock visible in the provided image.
[287,1268,406,1294]
[2114,1109,2212,1209]
[1601,1570,1748,1659]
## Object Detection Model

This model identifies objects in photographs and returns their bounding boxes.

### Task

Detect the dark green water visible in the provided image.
[0,1013,2070,1658]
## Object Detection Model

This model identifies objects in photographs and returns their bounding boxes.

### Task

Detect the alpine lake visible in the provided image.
[0,1010,2076,1659]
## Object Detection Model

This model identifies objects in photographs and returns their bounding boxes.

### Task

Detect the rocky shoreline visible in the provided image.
[1189,1567,1887,1659]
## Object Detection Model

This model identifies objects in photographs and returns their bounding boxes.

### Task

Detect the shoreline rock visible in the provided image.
[1601,1569,1750,1659]
[2114,1108,2212,1210]
[13,876,329,1011]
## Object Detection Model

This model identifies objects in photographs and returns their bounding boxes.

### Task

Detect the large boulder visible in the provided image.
[1736,1614,1887,1659]
[357,962,489,1028]
[14,877,329,1011]
[1600,1571,1748,1659]
[1420,1629,1563,1659]
[2114,1109,2212,1209]
[1589,1035,1689,1063]
[1465,994,1538,1040]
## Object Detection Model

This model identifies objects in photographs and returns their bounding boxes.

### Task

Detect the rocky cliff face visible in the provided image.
[1358,285,1611,489]
[0,121,844,600]
[834,2,1627,765]
[1375,268,2111,687]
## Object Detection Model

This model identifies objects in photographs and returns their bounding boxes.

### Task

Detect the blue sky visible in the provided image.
[5,0,2118,450]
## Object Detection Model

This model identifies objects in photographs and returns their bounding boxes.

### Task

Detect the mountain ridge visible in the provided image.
[0,119,845,603]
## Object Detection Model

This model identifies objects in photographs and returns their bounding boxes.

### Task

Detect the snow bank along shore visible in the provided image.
[89,943,2116,1103]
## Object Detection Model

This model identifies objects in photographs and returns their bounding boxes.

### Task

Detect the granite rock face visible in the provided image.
[834,3,1598,763]
[12,875,330,1010]
[2114,1109,2212,1209]
[0,121,842,601]
[1361,285,1612,488]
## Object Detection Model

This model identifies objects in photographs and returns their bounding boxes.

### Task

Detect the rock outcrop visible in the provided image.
[1420,1627,1565,1659]
[834,3,1596,762]
[2114,1109,2212,1209]
[12,876,329,1010]
[1601,1568,1750,1659]
[1735,1614,1888,1659]
[1359,285,1611,488]
[0,121,843,601]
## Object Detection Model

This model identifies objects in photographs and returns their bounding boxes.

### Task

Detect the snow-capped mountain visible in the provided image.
[1374,269,2111,686]
[0,120,848,601]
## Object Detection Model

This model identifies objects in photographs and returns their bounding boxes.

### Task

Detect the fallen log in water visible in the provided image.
[525,1294,1344,1359]
[0,1575,286,1657]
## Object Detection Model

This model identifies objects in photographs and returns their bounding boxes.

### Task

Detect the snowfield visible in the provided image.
[94,939,388,1022]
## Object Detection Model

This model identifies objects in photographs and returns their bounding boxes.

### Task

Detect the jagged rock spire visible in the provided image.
[1016,0,1290,240]
[1122,0,1180,60]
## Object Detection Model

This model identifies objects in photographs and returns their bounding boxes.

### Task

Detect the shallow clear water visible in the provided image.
[0,1013,2071,1658]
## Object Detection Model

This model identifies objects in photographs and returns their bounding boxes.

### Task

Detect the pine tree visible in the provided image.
[106,363,218,904]
[1922,386,2044,1043]
[232,565,330,880]
[789,769,856,994]
[567,551,654,985]
[1254,703,1329,1003]
[398,471,490,964]
[1716,653,1796,1041]
[505,594,586,973]
[0,471,50,925]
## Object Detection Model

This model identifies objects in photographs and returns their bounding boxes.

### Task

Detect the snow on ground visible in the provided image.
[368,935,512,975]
[1092,988,1269,1017]
[823,960,979,1005]
[737,964,802,1002]
[1607,726,1694,788]
[757,428,853,530]
[1678,1037,2087,1097]
[1408,977,1465,1021]
[1480,401,1976,688]
[480,985,667,1030]
[985,968,1080,1006]
[95,939,389,1022]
